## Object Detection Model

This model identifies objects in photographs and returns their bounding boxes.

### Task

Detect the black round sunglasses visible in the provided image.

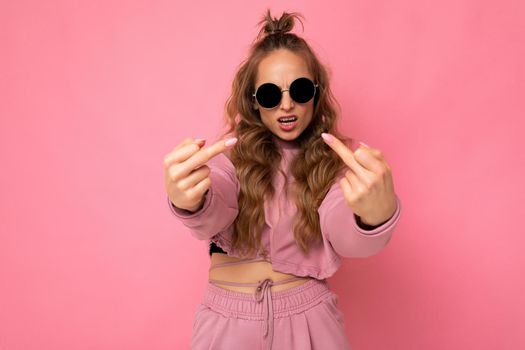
[252,77,319,109]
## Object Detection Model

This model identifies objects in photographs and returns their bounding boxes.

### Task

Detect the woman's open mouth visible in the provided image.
[278,116,298,131]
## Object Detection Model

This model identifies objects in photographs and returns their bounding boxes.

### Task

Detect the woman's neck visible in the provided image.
[272,135,300,150]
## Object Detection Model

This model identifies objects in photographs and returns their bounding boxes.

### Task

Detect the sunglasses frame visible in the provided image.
[252,77,319,110]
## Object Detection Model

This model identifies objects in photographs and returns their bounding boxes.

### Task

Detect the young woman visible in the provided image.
[164,9,402,350]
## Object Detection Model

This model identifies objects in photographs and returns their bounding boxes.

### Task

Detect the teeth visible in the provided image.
[278,117,297,122]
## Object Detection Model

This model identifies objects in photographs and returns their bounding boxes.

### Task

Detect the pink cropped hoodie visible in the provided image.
[169,136,402,280]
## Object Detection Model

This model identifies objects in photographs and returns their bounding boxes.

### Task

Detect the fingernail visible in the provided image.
[321,133,334,144]
[359,141,370,148]
[224,137,238,147]
[195,138,206,143]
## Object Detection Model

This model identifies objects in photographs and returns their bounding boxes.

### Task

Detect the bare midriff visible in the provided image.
[209,253,314,293]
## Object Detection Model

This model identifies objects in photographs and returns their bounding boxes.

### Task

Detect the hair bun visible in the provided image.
[268,27,286,35]
[257,9,305,38]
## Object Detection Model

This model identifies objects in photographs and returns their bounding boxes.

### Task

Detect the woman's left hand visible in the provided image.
[321,133,398,226]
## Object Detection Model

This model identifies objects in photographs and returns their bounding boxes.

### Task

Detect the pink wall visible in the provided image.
[1,0,523,349]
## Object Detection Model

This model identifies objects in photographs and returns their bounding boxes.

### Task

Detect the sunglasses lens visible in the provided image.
[290,78,315,103]
[256,83,281,109]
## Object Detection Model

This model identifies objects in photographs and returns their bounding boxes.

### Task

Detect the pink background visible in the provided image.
[1,0,523,349]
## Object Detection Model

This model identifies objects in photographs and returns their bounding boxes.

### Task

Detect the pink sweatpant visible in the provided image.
[191,278,352,350]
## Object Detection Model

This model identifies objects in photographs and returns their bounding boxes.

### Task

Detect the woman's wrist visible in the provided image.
[355,214,384,230]
[184,190,209,213]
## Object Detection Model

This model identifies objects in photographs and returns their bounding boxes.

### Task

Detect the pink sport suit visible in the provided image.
[169,135,402,350]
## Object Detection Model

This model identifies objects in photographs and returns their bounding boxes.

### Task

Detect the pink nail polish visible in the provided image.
[224,137,238,147]
[359,141,370,148]
[321,133,334,144]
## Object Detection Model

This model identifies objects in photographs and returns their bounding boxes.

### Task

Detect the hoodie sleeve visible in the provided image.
[318,174,402,258]
[168,153,240,241]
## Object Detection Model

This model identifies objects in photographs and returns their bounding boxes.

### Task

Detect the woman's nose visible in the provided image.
[280,91,294,110]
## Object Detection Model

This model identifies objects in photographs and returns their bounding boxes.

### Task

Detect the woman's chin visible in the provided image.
[274,124,302,139]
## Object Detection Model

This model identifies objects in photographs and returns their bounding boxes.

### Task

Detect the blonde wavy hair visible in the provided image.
[217,9,353,259]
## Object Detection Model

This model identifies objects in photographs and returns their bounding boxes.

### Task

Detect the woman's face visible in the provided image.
[253,49,315,141]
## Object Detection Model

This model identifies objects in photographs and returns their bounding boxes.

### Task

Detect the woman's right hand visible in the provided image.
[164,136,238,212]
